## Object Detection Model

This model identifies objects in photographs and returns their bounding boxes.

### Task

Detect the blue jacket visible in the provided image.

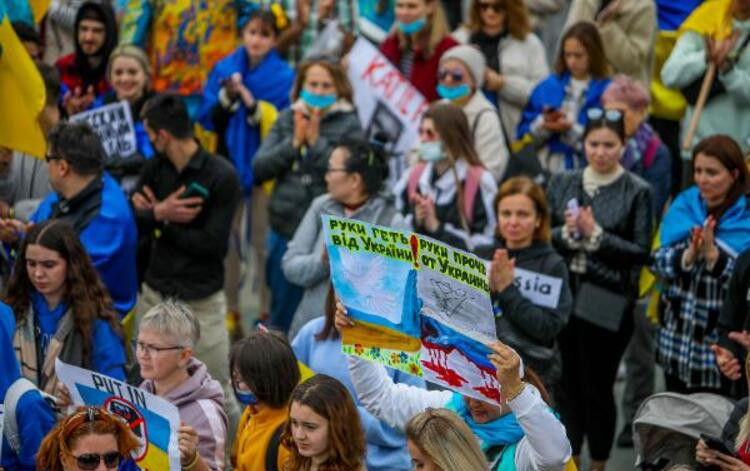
[517,73,611,168]
[292,317,425,471]
[0,303,56,471]
[199,47,295,194]
[32,173,138,315]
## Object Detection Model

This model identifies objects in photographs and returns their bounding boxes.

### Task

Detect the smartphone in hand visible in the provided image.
[700,433,738,458]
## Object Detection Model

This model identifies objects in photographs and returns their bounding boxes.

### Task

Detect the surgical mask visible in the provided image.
[300,89,337,109]
[419,141,445,163]
[437,83,471,101]
[234,388,258,407]
[398,16,426,35]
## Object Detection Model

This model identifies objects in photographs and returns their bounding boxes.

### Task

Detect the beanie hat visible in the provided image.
[440,45,487,88]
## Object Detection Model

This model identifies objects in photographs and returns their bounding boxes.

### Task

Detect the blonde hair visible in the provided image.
[405,408,489,471]
[736,354,750,450]
[107,44,151,86]
[396,0,450,58]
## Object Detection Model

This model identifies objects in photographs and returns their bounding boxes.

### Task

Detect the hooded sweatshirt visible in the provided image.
[140,358,228,471]
[0,303,56,471]
[55,1,118,97]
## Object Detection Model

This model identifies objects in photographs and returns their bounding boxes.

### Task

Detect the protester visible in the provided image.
[0,303,56,471]
[282,374,367,471]
[453,0,549,136]
[92,44,155,192]
[277,0,357,64]
[36,407,140,471]
[653,135,750,395]
[292,288,426,471]
[477,176,573,388]
[231,330,301,471]
[282,138,399,337]
[517,21,611,173]
[11,21,43,62]
[405,408,490,471]
[715,248,750,393]
[435,45,509,181]
[55,1,117,116]
[601,74,672,217]
[5,220,127,393]
[131,94,242,435]
[19,122,139,317]
[394,103,497,251]
[564,0,657,86]
[379,0,458,101]
[252,58,362,334]
[335,302,572,470]
[525,0,569,63]
[546,109,652,470]
[661,0,750,160]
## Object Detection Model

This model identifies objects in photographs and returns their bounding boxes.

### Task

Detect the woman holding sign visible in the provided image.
[5,220,127,394]
[476,176,573,389]
[545,109,652,470]
[335,302,571,470]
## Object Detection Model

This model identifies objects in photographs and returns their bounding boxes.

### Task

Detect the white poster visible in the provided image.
[70,100,137,158]
[347,38,428,181]
[513,267,563,309]
[56,359,181,470]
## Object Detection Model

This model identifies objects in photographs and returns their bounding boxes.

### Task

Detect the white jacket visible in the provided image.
[453,27,549,137]
[347,356,572,471]
[460,92,509,181]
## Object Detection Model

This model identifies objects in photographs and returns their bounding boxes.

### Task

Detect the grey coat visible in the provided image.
[282,192,407,338]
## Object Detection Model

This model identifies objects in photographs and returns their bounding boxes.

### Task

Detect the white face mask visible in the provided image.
[419,141,445,163]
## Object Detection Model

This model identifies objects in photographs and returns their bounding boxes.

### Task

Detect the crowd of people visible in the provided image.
[4,0,750,470]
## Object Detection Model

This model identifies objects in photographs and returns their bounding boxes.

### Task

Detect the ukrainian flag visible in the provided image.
[0,0,47,158]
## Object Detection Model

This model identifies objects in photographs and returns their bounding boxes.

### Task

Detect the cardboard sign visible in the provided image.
[513,267,563,309]
[70,101,137,158]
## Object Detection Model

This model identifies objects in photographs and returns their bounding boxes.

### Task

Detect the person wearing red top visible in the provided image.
[379,0,458,102]
[55,2,117,116]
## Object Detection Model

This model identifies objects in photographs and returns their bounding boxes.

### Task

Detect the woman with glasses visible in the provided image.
[434,45,509,181]
[5,220,127,394]
[379,0,458,101]
[653,135,750,396]
[36,407,139,471]
[517,22,611,174]
[453,0,549,137]
[394,103,497,251]
[546,109,652,471]
[282,138,402,338]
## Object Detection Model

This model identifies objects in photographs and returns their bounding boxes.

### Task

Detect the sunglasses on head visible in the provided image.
[479,1,503,13]
[438,68,465,82]
[73,451,121,470]
[586,108,623,122]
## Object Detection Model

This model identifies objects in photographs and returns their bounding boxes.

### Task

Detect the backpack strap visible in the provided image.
[642,135,662,170]
[265,423,285,471]
[407,162,428,204]
[463,166,485,225]
[3,377,38,455]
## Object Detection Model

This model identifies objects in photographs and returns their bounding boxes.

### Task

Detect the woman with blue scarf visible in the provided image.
[334,304,572,471]
[653,134,750,395]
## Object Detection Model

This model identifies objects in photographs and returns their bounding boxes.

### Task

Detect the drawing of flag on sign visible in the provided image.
[55,359,181,470]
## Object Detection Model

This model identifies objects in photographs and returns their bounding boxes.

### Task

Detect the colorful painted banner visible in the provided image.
[324,215,503,405]
[55,359,181,470]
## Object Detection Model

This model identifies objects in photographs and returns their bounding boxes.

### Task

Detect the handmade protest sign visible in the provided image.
[513,267,563,309]
[69,101,137,159]
[324,215,502,405]
[56,359,181,470]
[347,38,427,181]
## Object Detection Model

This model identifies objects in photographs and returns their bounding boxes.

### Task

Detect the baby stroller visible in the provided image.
[633,392,735,470]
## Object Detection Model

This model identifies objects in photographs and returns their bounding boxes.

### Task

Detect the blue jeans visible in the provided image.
[266,230,304,334]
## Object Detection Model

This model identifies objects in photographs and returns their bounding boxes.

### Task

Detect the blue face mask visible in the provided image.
[398,16,426,35]
[300,89,337,109]
[437,83,471,101]
[234,389,258,407]
[419,141,445,163]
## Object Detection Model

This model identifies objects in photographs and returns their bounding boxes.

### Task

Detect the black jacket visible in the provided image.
[252,104,363,238]
[477,240,573,384]
[717,249,750,391]
[546,170,653,298]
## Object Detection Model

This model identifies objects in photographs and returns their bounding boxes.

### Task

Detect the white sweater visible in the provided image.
[347,356,572,471]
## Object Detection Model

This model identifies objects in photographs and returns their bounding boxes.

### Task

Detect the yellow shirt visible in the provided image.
[233,405,290,471]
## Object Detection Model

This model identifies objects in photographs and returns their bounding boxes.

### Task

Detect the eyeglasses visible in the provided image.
[133,341,186,356]
[438,68,465,82]
[45,153,61,163]
[586,108,623,122]
[325,167,348,174]
[479,2,504,13]
[72,452,122,470]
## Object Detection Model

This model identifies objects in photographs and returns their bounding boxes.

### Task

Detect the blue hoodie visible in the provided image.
[0,303,56,471]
